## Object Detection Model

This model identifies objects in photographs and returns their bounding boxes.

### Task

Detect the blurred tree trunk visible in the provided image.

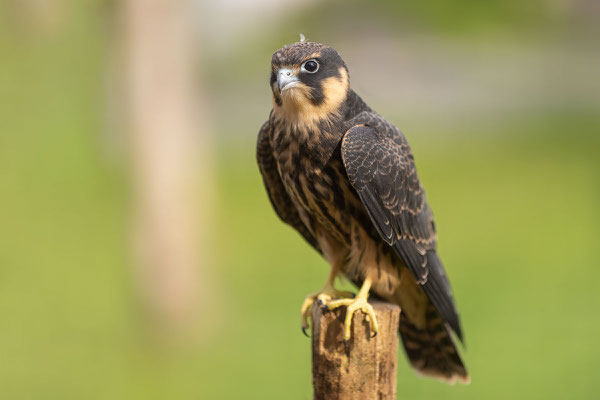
[120,0,213,338]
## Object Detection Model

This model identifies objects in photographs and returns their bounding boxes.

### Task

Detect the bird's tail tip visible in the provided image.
[399,306,470,385]
[413,366,471,385]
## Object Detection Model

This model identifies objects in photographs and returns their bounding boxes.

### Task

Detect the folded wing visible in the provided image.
[341,119,463,340]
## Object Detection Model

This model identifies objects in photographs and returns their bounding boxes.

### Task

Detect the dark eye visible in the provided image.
[301,59,319,73]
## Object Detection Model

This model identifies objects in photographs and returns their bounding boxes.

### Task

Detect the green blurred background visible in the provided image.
[1,0,599,399]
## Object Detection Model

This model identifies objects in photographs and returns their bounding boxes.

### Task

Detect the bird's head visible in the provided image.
[270,40,349,126]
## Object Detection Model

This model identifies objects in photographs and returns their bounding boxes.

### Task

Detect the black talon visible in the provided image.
[302,326,310,337]
[371,331,377,338]
[317,298,329,312]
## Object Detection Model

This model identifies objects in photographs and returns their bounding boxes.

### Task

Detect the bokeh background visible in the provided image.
[1,0,599,399]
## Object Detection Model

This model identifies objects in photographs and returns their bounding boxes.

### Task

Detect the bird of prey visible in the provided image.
[256,39,469,384]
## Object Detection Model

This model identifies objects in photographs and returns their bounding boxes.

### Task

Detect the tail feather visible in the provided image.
[399,304,470,384]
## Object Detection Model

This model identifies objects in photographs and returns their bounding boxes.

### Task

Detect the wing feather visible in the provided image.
[341,115,463,341]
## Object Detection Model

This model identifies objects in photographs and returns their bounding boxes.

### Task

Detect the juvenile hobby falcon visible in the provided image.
[256,40,469,384]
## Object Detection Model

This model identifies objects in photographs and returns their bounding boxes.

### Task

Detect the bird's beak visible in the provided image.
[277,68,299,91]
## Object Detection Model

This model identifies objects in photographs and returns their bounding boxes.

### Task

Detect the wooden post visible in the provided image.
[312,301,401,400]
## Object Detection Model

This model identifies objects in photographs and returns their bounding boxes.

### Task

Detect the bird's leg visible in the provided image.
[327,275,379,341]
[300,263,354,336]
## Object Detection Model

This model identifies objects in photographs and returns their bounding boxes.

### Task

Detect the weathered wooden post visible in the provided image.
[312,301,401,400]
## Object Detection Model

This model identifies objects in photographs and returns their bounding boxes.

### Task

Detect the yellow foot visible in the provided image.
[327,297,379,341]
[300,286,354,336]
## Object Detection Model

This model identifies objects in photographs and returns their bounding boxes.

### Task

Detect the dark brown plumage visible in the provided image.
[256,40,469,384]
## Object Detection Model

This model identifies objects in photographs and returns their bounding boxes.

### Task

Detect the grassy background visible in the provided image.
[0,1,599,398]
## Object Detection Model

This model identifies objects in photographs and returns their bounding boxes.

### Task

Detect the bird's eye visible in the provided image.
[301,59,319,73]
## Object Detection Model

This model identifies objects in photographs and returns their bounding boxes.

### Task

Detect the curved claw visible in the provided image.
[300,285,355,339]
[318,299,330,312]
[302,326,310,337]
[371,331,377,338]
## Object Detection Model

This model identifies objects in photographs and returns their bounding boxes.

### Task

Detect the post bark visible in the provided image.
[312,301,400,400]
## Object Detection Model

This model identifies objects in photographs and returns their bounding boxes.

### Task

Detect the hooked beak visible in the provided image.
[277,68,299,91]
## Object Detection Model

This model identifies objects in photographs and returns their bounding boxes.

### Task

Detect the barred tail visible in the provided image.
[399,304,470,384]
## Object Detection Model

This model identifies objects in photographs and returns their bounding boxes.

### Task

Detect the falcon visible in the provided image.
[256,39,469,384]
